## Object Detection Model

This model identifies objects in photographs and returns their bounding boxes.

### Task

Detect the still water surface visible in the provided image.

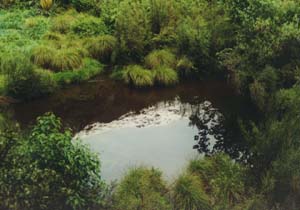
[11,78,248,181]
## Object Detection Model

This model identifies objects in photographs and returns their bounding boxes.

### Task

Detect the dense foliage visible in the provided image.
[0,113,105,210]
[1,0,300,209]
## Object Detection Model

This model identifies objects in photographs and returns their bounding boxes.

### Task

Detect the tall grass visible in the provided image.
[113,167,171,210]
[173,173,212,210]
[85,35,117,63]
[145,49,176,69]
[51,13,76,34]
[176,56,194,78]
[53,58,103,85]
[122,65,154,87]
[153,67,178,86]
[31,45,56,69]
[51,48,83,71]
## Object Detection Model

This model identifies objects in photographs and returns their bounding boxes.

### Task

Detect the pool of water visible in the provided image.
[10,78,251,181]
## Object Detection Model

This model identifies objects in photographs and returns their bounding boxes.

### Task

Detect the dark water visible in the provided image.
[10,78,252,181]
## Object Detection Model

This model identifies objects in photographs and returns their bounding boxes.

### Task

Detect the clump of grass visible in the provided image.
[85,35,117,63]
[145,49,176,69]
[113,167,170,210]
[176,56,194,78]
[71,14,108,37]
[51,13,76,34]
[53,58,103,85]
[24,16,50,39]
[173,173,212,210]
[153,66,178,86]
[31,45,56,69]
[42,32,63,41]
[122,65,154,87]
[51,48,83,71]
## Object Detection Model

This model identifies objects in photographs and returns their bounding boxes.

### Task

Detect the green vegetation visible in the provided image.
[2,0,300,210]
[121,65,154,87]
[0,113,105,210]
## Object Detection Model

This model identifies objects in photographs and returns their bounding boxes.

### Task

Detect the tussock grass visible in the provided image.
[145,49,176,69]
[122,65,154,87]
[53,58,103,85]
[31,45,56,69]
[173,173,212,210]
[85,35,117,63]
[176,56,194,77]
[51,48,83,71]
[51,13,76,34]
[153,66,178,86]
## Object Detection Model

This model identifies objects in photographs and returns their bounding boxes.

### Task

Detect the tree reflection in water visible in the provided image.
[186,100,247,161]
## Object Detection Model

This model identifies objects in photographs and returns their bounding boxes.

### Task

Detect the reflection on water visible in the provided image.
[9,78,254,180]
[77,98,225,181]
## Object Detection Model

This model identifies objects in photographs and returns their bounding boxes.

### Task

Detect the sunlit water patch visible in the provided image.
[76,98,224,182]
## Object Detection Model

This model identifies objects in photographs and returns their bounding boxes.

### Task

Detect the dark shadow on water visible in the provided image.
[10,77,256,159]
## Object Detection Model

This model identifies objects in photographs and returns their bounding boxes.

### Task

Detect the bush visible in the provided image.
[145,49,176,69]
[0,113,105,210]
[85,35,117,63]
[173,173,212,210]
[71,15,108,37]
[121,65,154,87]
[113,167,171,210]
[153,67,178,86]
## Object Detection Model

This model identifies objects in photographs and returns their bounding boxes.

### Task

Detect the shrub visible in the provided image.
[71,15,108,37]
[0,113,105,210]
[122,65,154,87]
[173,173,212,210]
[113,167,171,210]
[153,67,178,86]
[86,35,117,63]
[145,49,176,69]
[51,48,83,71]
[31,45,56,69]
